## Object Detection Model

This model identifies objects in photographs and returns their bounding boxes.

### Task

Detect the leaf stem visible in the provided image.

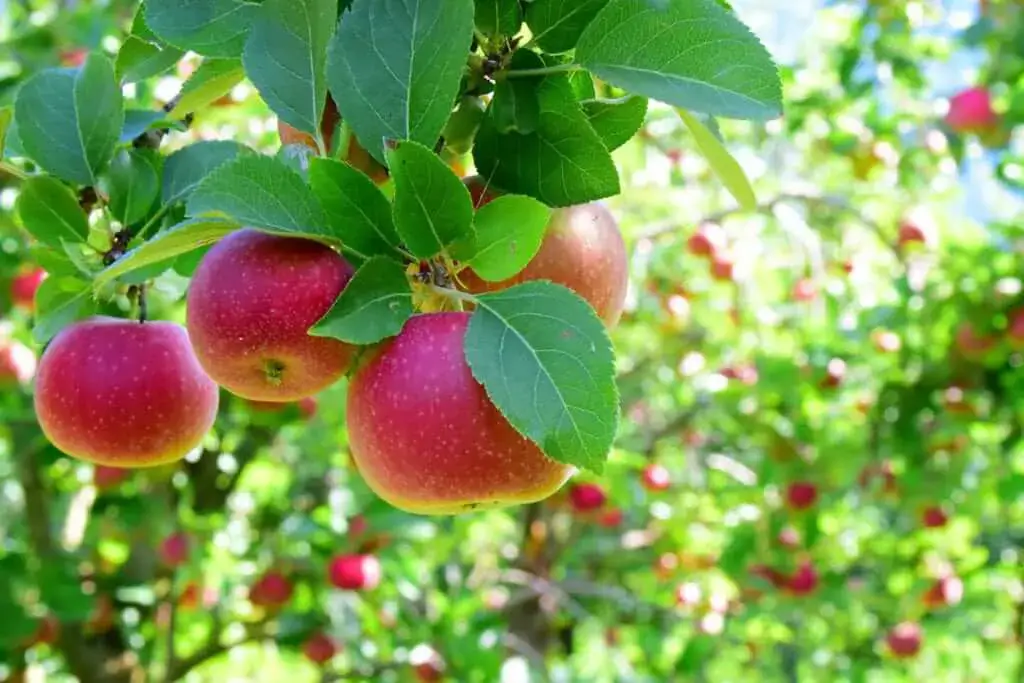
[505,63,583,78]
[429,284,477,305]
[135,202,175,242]
[0,160,28,180]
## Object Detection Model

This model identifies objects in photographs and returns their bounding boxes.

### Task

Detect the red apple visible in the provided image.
[569,483,607,513]
[886,621,922,658]
[641,463,671,492]
[298,396,318,419]
[249,570,293,608]
[687,223,724,258]
[328,553,381,591]
[897,220,933,251]
[945,86,999,134]
[459,186,629,326]
[710,255,734,282]
[1006,307,1024,347]
[921,505,949,528]
[159,532,190,568]
[347,313,573,514]
[93,465,130,490]
[10,268,46,309]
[820,358,846,389]
[410,645,445,682]
[34,318,219,466]
[0,338,36,386]
[785,482,818,511]
[792,278,817,302]
[597,507,623,527]
[923,575,963,608]
[278,96,389,183]
[302,632,338,665]
[784,561,818,596]
[187,229,356,402]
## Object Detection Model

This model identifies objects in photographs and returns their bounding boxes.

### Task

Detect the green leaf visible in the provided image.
[103,149,161,225]
[452,195,550,281]
[276,143,316,180]
[576,0,783,121]
[120,109,177,143]
[474,0,522,37]
[677,108,755,209]
[243,0,337,137]
[16,176,89,249]
[676,635,716,673]
[310,256,413,344]
[29,246,81,278]
[326,0,474,163]
[169,58,245,118]
[93,217,240,288]
[186,154,331,240]
[474,74,619,207]
[583,95,648,151]
[33,277,97,344]
[567,70,596,100]
[490,76,540,135]
[0,107,12,158]
[116,36,185,84]
[144,0,259,58]
[308,157,399,260]
[13,53,124,185]
[162,140,252,205]
[526,0,609,53]
[388,140,474,259]
[465,281,618,471]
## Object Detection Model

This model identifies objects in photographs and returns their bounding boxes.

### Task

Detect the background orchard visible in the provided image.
[1,0,1023,682]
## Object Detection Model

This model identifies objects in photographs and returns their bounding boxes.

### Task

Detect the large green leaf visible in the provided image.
[162,140,252,205]
[388,140,474,259]
[310,256,414,344]
[33,277,98,344]
[465,281,618,472]
[13,53,123,185]
[243,0,337,138]
[116,37,184,84]
[576,0,782,120]
[474,0,522,37]
[144,0,259,58]
[16,176,89,250]
[102,149,161,226]
[583,95,648,151]
[326,0,474,163]
[169,59,245,117]
[451,195,550,282]
[308,157,400,260]
[525,0,609,53]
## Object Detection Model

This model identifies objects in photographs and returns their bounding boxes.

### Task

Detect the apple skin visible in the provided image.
[459,178,629,327]
[328,553,381,590]
[302,632,338,665]
[347,312,573,514]
[187,229,356,402]
[249,571,293,608]
[0,338,37,386]
[278,96,388,183]
[921,505,949,528]
[687,224,723,258]
[784,561,818,596]
[785,482,818,511]
[945,87,999,134]
[886,622,922,658]
[597,507,624,527]
[34,318,219,467]
[159,532,190,568]
[10,267,46,309]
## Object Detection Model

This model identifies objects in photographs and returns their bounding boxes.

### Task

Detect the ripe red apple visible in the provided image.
[93,465,129,490]
[792,278,817,302]
[687,223,723,258]
[249,570,293,608]
[302,632,338,665]
[10,267,46,309]
[921,505,949,528]
[785,481,818,511]
[569,483,607,512]
[34,318,219,466]
[0,338,36,386]
[923,574,963,608]
[278,96,388,183]
[641,463,671,492]
[159,532,190,568]
[328,553,381,591]
[710,255,734,282]
[945,86,999,134]
[784,561,818,596]
[346,312,573,514]
[459,181,629,326]
[298,396,318,419]
[897,220,933,251]
[187,229,356,402]
[597,507,624,527]
[886,621,922,658]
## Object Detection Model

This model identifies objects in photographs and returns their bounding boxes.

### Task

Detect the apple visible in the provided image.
[249,570,293,608]
[921,505,949,528]
[641,463,671,492]
[410,645,445,682]
[0,338,36,386]
[569,483,607,512]
[346,313,573,514]
[955,322,998,360]
[820,358,846,389]
[784,561,818,596]
[897,219,934,251]
[458,183,629,326]
[58,48,88,67]
[187,229,357,402]
[687,223,724,258]
[710,255,734,282]
[34,318,219,467]
[348,514,368,537]
[159,532,190,568]
[597,507,624,527]
[298,396,318,419]
[945,86,999,134]
[278,96,388,183]
[785,481,818,511]
[93,465,130,490]
[923,574,963,608]
[1006,307,1024,347]
[302,632,338,666]
[10,267,46,309]
[886,621,922,658]
[328,553,381,591]
[178,582,201,610]
[792,278,817,302]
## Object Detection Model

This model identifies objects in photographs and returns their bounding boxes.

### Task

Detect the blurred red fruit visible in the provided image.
[778,527,800,549]
[922,505,949,528]
[302,632,338,665]
[1006,308,1024,347]
[348,514,368,537]
[569,483,606,512]
[897,220,933,251]
[721,364,758,385]
[785,482,818,511]
[641,463,671,492]
[945,87,999,134]
[93,465,130,490]
[784,561,818,596]
[298,396,318,419]
[923,575,963,608]
[328,553,381,591]
[11,268,46,309]
[159,532,190,568]
[249,571,293,608]
[886,621,922,658]
[710,256,734,282]
[955,323,998,360]
[792,278,817,302]
[687,224,723,258]
[0,338,36,386]
[597,507,624,528]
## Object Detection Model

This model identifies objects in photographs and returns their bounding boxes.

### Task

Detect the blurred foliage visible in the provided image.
[0,0,1023,682]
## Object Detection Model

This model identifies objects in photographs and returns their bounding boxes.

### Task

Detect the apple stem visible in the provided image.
[429,285,476,306]
[263,359,286,386]
[128,285,148,323]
